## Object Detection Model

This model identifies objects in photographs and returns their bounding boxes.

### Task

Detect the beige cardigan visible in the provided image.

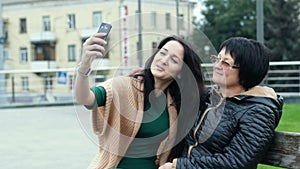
[87,76,178,169]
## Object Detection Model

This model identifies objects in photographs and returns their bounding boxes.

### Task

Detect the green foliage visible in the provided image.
[265,0,300,61]
[190,28,217,63]
[195,0,257,49]
[193,0,300,61]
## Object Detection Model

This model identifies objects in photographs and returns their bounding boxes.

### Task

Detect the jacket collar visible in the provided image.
[233,86,277,100]
[211,85,277,99]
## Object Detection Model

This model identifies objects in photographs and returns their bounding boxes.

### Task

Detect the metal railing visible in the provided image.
[202,61,300,98]
[0,61,299,107]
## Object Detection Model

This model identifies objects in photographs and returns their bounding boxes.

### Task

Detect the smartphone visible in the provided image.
[97,22,112,41]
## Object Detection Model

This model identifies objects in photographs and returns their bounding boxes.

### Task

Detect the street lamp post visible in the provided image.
[176,0,179,36]
[256,0,264,44]
[0,0,6,104]
[137,0,143,67]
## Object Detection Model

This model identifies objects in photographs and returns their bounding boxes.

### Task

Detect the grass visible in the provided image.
[276,103,300,132]
[258,103,300,169]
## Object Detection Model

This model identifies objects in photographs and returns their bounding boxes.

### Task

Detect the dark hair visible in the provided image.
[135,35,206,160]
[220,37,270,90]
[142,35,205,110]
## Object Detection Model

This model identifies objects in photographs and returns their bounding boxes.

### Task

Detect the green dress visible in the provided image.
[92,86,170,169]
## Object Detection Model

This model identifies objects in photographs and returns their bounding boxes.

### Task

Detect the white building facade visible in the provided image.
[1,0,196,102]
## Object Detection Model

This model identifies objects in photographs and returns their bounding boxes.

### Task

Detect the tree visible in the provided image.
[190,26,217,63]
[194,0,257,49]
[193,0,300,61]
[265,0,300,61]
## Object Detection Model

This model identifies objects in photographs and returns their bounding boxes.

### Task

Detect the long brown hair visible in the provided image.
[135,35,206,160]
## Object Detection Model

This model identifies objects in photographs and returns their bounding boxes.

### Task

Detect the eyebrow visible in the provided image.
[161,47,168,52]
[161,47,181,59]
[218,54,231,61]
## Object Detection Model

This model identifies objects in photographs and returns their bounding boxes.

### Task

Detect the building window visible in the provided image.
[93,11,102,28]
[4,48,10,60]
[21,77,29,91]
[45,75,53,90]
[20,18,27,33]
[151,12,157,28]
[33,44,55,63]
[43,16,51,31]
[20,47,28,63]
[68,45,76,61]
[95,74,105,83]
[68,14,76,30]
[166,13,171,30]
[3,20,9,43]
[152,42,158,53]
[179,14,184,30]
[3,31,8,43]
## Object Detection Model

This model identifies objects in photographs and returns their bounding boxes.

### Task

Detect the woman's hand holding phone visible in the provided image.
[79,23,112,72]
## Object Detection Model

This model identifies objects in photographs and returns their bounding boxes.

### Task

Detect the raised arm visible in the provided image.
[74,33,107,106]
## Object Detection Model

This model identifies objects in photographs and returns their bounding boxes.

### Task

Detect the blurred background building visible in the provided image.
[1,0,299,106]
[0,0,197,104]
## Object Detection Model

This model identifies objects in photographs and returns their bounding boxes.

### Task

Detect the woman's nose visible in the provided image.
[214,60,222,69]
[160,56,169,65]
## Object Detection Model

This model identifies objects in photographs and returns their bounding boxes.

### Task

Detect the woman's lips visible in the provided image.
[155,65,165,71]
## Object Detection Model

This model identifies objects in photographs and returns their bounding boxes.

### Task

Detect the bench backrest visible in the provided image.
[260,131,300,168]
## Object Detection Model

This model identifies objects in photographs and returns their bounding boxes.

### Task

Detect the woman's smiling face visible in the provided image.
[212,47,240,88]
[151,40,184,82]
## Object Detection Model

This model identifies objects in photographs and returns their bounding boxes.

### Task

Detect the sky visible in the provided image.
[193,0,205,22]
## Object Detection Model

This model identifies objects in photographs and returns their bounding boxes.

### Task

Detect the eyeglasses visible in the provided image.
[210,55,240,70]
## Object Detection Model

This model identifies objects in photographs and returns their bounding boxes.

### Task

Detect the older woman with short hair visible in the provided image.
[160,37,283,169]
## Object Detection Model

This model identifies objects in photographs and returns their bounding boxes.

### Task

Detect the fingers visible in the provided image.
[81,33,108,66]
[84,33,107,46]
[127,67,143,77]
[84,44,105,56]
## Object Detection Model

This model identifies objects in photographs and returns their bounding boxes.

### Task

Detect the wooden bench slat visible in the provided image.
[260,131,300,169]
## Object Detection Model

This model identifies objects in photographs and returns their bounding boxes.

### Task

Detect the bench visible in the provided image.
[260,131,300,168]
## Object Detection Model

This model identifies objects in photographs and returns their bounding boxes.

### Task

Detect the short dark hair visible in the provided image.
[220,37,270,90]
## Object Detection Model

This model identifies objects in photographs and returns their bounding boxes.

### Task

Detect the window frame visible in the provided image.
[93,11,102,28]
[20,18,27,33]
[68,14,76,30]
[68,44,76,62]
[21,76,29,91]
[151,12,157,29]
[166,13,171,30]
[43,16,51,31]
[20,47,28,63]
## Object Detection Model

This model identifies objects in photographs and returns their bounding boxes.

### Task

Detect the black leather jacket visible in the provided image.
[175,86,283,169]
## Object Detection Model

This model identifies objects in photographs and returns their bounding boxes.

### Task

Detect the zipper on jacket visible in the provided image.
[233,96,242,100]
[187,98,224,158]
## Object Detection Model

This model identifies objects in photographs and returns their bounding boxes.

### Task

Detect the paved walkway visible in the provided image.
[0,105,98,169]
